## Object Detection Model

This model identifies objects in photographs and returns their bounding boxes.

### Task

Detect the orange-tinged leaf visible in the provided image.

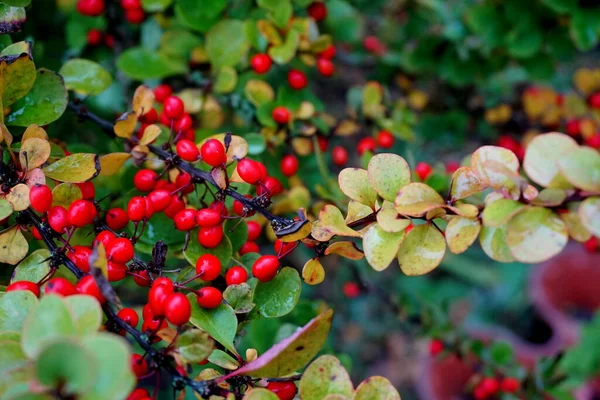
[523,133,577,189]
[302,258,325,285]
[0,226,28,265]
[397,223,445,276]
[99,153,130,176]
[113,111,137,139]
[450,167,487,201]
[22,124,48,142]
[445,216,481,254]
[19,138,50,170]
[324,241,364,260]
[211,168,228,190]
[363,223,405,271]
[6,183,30,211]
[133,85,155,117]
[43,153,100,183]
[395,183,444,217]
[139,124,162,145]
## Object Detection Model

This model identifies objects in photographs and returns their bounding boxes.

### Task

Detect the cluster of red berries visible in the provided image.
[120,0,145,24]
[564,119,600,148]
[145,86,195,142]
[333,130,396,168]
[472,376,520,399]
[77,0,145,24]
[86,29,114,47]
[76,0,104,16]
[249,45,334,79]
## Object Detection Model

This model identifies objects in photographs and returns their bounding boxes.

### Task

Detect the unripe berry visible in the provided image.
[250,54,272,74]
[68,245,92,273]
[200,139,227,167]
[195,254,222,281]
[252,255,280,282]
[376,130,394,148]
[272,106,291,124]
[415,162,433,181]
[196,287,222,309]
[280,154,299,177]
[76,275,106,303]
[44,277,77,297]
[176,139,200,162]
[133,169,158,192]
[164,293,191,325]
[106,208,129,230]
[332,146,348,166]
[198,225,223,248]
[163,96,185,120]
[127,196,147,221]
[288,69,307,90]
[266,381,297,400]
[317,58,334,77]
[29,184,53,213]
[225,266,248,286]
[307,2,327,21]
[357,137,376,156]
[7,281,40,297]
[67,199,97,227]
[47,206,70,233]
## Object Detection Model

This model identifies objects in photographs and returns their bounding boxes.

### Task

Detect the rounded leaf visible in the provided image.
[65,295,102,336]
[132,84,155,116]
[206,20,249,68]
[523,133,578,188]
[363,224,405,271]
[253,267,301,317]
[302,258,325,285]
[446,217,481,254]
[59,59,112,96]
[176,330,214,364]
[99,153,131,176]
[19,138,50,170]
[560,211,592,242]
[312,205,361,242]
[0,290,38,332]
[244,80,274,107]
[479,225,515,262]
[471,146,520,188]
[52,183,83,207]
[324,241,364,260]
[367,154,411,202]
[481,199,526,227]
[354,376,401,400]
[395,183,444,217]
[12,249,51,283]
[450,167,487,201]
[243,388,279,400]
[0,226,28,265]
[43,153,100,183]
[398,224,445,276]
[558,147,600,192]
[188,295,238,356]
[299,355,354,400]
[579,197,600,237]
[338,168,378,208]
[6,183,30,211]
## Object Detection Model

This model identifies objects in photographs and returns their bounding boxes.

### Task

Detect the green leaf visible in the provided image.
[506,207,568,263]
[0,198,12,219]
[505,24,543,59]
[0,340,26,373]
[0,50,35,109]
[268,30,299,64]
[481,199,526,227]
[299,355,354,400]
[257,0,293,28]
[65,295,102,335]
[43,153,99,183]
[176,329,214,364]
[208,349,240,370]
[1,0,30,5]
[225,218,248,254]
[560,313,600,379]
[214,66,238,94]
[80,333,136,400]
[51,183,83,208]
[490,341,514,365]
[354,376,400,400]
[6,69,68,126]
[206,19,249,68]
[59,59,112,96]
[338,168,377,208]
[479,224,515,263]
[159,29,202,59]
[246,133,266,155]
[35,340,96,396]
[223,283,255,314]
[12,249,51,283]
[137,212,185,246]
[231,309,333,378]
[0,4,25,35]
[570,10,600,51]
[141,0,173,11]
[244,80,275,107]
[523,133,577,188]
[175,0,226,32]
[0,225,28,265]
[252,267,301,318]
[445,217,481,255]
[367,154,411,202]
[363,223,405,271]
[22,295,77,357]
[188,294,239,356]
[541,0,577,13]
[243,388,280,400]
[398,223,446,276]
[579,197,600,237]
[558,147,600,192]
[0,290,38,332]
[311,205,361,242]
[117,47,187,80]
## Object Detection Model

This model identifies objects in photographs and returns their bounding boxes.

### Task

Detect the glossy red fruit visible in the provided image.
[343,282,360,298]
[473,386,487,400]
[104,34,115,48]
[164,196,186,219]
[496,135,520,154]
[125,8,145,24]
[76,181,95,200]
[429,339,444,356]
[500,377,520,393]
[32,227,42,240]
[153,276,174,290]
[174,114,193,133]
[44,277,77,296]
[332,146,348,166]
[237,159,262,184]
[163,96,184,120]
[586,133,600,149]
[200,139,227,167]
[131,354,148,378]
[233,199,247,217]
[266,381,297,400]
[29,184,53,213]
[252,255,280,282]
[239,241,260,255]
[225,266,248,286]
[164,293,191,325]
[319,44,336,59]
[363,35,386,55]
[142,197,153,219]
[257,176,283,197]
[195,208,222,227]
[589,92,600,109]
[133,270,151,287]
[127,388,150,400]
[68,246,92,273]
[148,189,172,212]
[107,261,128,281]
[133,169,158,192]
[94,230,116,248]
[307,2,327,21]
[584,236,598,252]
[174,209,197,231]
[107,237,134,263]
[106,208,129,230]
[154,84,172,103]
[76,275,106,303]
[176,139,200,162]
[376,130,394,148]
[196,287,222,309]
[174,172,194,195]
[272,106,291,124]
[445,161,460,174]
[67,200,97,227]
[148,283,174,317]
[141,316,167,337]
[87,29,103,46]
[198,225,223,248]
[117,308,139,328]
[48,206,70,233]
[317,58,334,77]
[140,108,158,124]
[7,281,40,297]
[77,0,105,16]
[274,239,296,256]
[246,221,261,241]
[280,154,299,177]
[415,161,433,181]
[127,196,147,221]
[288,69,307,90]
[480,377,500,396]
[250,54,272,74]
[195,254,222,281]
[357,137,376,156]
[120,0,140,10]
[565,119,581,136]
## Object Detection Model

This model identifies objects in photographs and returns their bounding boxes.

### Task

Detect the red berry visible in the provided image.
[195,254,222,281]
[196,287,222,309]
[496,135,520,154]
[117,308,139,328]
[252,255,280,282]
[134,169,158,192]
[318,136,328,151]
[332,146,348,166]
[77,0,105,16]
[586,133,600,149]
[44,277,77,297]
[196,208,222,227]
[127,388,150,400]
[140,108,158,124]
[29,184,53,213]
[174,114,193,133]
[233,198,249,217]
[127,196,147,221]
[154,85,172,103]
[153,276,174,290]
[589,92,600,109]
[274,239,296,256]
[272,106,291,125]
[107,237,134,263]
[148,189,172,212]
[237,159,262,184]
[32,227,42,240]
[363,36,386,55]
[104,34,115,48]
[107,261,128,281]
[343,282,360,298]
[125,8,145,24]
[164,293,191,325]
[131,354,148,378]
[239,241,260,255]
[76,275,106,303]
[176,139,200,162]
[225,266,248,286]
[500,377,520,393]
[246,221,261,241]
[317,58,334,77]
[76,181,95,200]
[250,54,272,74]
[288,69,307,90]
[473,386,487,400]
[357,137,376,156]
[200,139,227,167]
[415,162,433,181]
[198,225,223,248]
[429,339,444,356]
[307,2,327,21]
[141,316,167,337]
[68,246,92,273]
[445,161,460,174]
[148,283,174,317]
[67,199,97,228]
[174,209,197,231]
[257,176,283,197]
[120,0,140,10]
[87,29,103,46]
[47,206,70,233]
[7,281,40,297]
[174,172,194,195]
[163,96,184,120]
[94,230,116,249]
[480,377,500,396]
[266,381,297,400]
[280,154,299,177]
[106,208,129,230]
[133,270,151,287]
[565,119,581,136]
[319,45,336,59]
[376,130,394,148]
[584,236,598,252]
[164,196,186,219]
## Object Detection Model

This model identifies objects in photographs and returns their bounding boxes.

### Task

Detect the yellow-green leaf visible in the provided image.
[558,147,600,192]
[243,388,279,400]
[479,225,514,262]
[312,205,361,241]
[0,226,28,265]
[397,223,445,276]
[367,153,411,202]
[59,59,112,96]
[244,80,274,107]
[51,183,83,208]
[139,124,162,145]
[214,66,238,94]
[395,183,444,217]
[0,50,36,107]
[354,376,400,400]
[471,146,520,188]
[299,355,354,400]
[579,197,600,237]
[0,198,13,219]
[99,153,131,176]
[376,207,411,233]
[268,30,299,64]
[302,258,325,285]
[560,210,592,242]
[324,241,364,260]
[363,223,405,271]
[523,133,577,188]
[338,168,377,208]
[445,216,481,254]
[481,199,526,227]
[450,167,487,201]
[113,111,137,139]
[43,153,99,183]
[19,138,50,170]
[532,188,568,207]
